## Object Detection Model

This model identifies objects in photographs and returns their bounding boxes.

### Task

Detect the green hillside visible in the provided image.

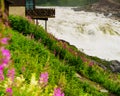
[2,15,119,96]
[1,0,120,95]
[2,27,108,96]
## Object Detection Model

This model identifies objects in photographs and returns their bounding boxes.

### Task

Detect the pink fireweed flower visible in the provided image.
[39,72,48,86]
[1,38,9,44]
[7,68,15,81]
[6,87,13,96]
[0,65,4,71]
[89,61,94,67]
[1,47,11,60]
[1,58,10,68]
[81,57,88,63]
[54,87,64,96]
[0,70,4,81]
[3,58,9,64]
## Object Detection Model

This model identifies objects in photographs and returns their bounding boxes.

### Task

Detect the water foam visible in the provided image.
[38,7,120,61]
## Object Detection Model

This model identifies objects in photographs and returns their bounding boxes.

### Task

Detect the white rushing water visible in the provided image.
[37,7,120,61]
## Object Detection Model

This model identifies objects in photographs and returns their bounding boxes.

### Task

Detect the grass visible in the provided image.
[8,15,120,96]
[3,28,107,96]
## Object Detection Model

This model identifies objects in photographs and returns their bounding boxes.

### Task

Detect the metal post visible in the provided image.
[36,19,39,25]
[45,19,47,31]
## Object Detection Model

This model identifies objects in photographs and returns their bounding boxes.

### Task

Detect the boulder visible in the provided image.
[109,60,120,72]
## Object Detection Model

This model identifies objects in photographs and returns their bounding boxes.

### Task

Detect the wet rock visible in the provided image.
[91,60,107,70]
[105,13,112,17]
[88,30,95,35]
[114,13,120,17]
[109,60,120,72]
[97,63,107,70]
[72,7,83,11]
[72,8,81,11]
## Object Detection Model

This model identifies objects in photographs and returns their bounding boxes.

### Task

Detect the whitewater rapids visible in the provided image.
[37,7,120,61]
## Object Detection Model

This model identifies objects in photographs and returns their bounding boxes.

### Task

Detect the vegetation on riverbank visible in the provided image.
[3,28,108,96]
[1,0,120,95]
[8,15,120,96]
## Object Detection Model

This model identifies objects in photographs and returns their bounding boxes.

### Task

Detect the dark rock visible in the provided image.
[95,62,107,70]
[72,8,80,11]
[72,7,82,11]
[92,60,107,70]
[109,60,120,72]
[104,13,112,17]
[98,64,107,70]
[114,13,120,17]
[110,65,115,72]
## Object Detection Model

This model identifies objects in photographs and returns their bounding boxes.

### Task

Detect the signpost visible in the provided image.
[9,0,55,31]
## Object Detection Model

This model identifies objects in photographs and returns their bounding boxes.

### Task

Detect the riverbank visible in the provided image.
[72,0,120,21]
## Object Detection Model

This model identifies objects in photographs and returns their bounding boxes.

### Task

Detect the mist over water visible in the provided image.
[38,7,120,61]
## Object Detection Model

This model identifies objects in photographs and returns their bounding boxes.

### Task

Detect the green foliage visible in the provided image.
[4,28,107,95]
[9,15,29,33]
[8,15,120,96]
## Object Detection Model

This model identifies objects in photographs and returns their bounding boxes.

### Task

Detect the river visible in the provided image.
[37,7,120,61]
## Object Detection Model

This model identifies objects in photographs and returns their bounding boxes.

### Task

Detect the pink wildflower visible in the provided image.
[0,70,4,81]
[7,68,15,81]
[39,72,48,86]
[1,38,9,44]
[54,87,64,96]
[89,61,94,67]
[6,88,13,96]
[1,48,11,60]
[81,57,88,63]
[0,65,4,71]
[1,58,10,68]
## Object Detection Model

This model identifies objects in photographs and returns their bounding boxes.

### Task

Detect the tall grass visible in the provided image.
[4,28,107,96]
[8,15,120,95]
